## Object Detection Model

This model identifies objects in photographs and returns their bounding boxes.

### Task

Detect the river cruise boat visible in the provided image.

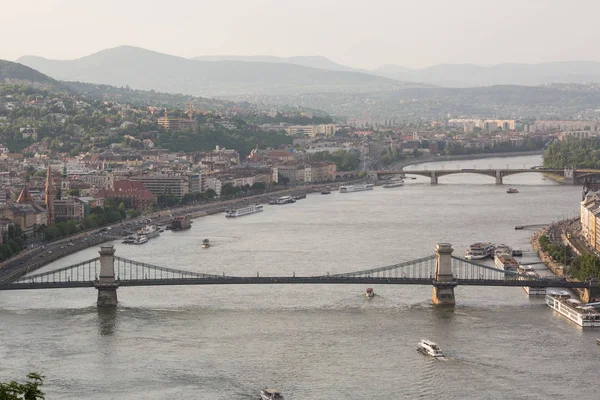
[494,244,512,257]
[133,235,148,245]
[137,225,159,239]
[171,215,191,231]
[201,239,210,249]
[365,288,374,298]
[417,339,444,357]
[546,291,600,328]
[225,204,263,218]
[261,389,284,400]
[383,179,404,188]
[269,196,296,205]
[465,242,495,260]
[507,188,519,194]
[517,265,546,295]
[494,253,520,272]
[338,183,374,193]
[122,236,136,244]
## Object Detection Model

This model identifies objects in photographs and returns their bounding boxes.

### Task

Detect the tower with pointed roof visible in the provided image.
[45,165,55,226]
[61,163,69,197]
[16,184,34,204]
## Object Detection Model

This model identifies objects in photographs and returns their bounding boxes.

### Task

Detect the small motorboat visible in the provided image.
[507,188,519,194]
[417,339,444,357]
[202,239,210,249]
[261,388,284,400]
[365,288,374,298]
[321,190,331,195]
[512,249,523,257]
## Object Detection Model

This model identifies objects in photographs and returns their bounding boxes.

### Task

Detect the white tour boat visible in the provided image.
[338,183,374,193]
[494,253,520,272]
[365,288,374,298]
[417,339,444,357]
[517,265,546,295]
[383,179,404,188]
[465,242,495,260]
[546,291,600,328]
[225,204,263,218]
[137,225,159,239]
[269,196,295,205]
[133,235,148,245]
[261,389,284,400]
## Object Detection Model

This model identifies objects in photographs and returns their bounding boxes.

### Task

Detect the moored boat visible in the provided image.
[365,288,374,298]
[546,291,600,328]
[383,179,404,188]
[122,236,136,244]
[517,265,546,295]
[494,253,520,272]
[269,196,295,205]
[133,235,148,245]
[512,249,523,257]
[417,339,444,357]
[321,190,331,195]
[137,225,159,239]
[494,244,512,257]
[339,183,374,193]
[260,388,284,400]
[465,242,495,260]
[171,215,191,231]
[225,204,263,218]
[293,193,306,200]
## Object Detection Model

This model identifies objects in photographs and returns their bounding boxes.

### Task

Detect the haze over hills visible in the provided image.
[0,59,65,90]
[17,46,418,97]
[194,55,600,88]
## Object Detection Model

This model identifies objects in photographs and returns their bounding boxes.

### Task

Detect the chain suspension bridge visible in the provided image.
[0,244,597,307]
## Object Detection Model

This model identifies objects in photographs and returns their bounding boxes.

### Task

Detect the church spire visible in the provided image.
[45,165,55,226]
[16,184,34,204]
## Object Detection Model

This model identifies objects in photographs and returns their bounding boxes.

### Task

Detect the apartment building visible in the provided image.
[157,116,198,132]
[129,174,189,199]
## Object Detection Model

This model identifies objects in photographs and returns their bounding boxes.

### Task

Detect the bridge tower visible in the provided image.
[95,245,118,307]
[495,170,503,185]
[564,168,575,184]
[432,243,456,305]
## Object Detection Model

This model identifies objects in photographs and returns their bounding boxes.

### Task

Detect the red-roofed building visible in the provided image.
[94,180,156,211]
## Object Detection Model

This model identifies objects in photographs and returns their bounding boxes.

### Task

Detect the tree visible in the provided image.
[0,373,45,400]
[204,189,216,199]
[43,226,59,242]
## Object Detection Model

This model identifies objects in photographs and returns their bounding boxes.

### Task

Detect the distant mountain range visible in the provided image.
[17,46,419,97]
[194,56,600,87]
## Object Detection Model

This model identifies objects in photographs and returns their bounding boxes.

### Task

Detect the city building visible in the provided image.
[558,131,599,141]
[54,198,84,223]
[286,124,337,137]
[128,174,189,199]
[94,180,156,212]
[157,116,198,132]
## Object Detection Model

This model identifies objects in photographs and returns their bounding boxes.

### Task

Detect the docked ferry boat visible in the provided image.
[225,204,263,218]
[546,291,600,328]
[122,236,136,244]
[260,389,284,400]
[417,339,444,357]
[494,244,512,257]
[171,215,191,231]
[518,265,546,295]
[383,179,404,188]
[494,253,520,272]
[269,196,295,205]
[338,183,374,193]
[137,225,159,239]
[465,242,495,260]
[133,235,148,245]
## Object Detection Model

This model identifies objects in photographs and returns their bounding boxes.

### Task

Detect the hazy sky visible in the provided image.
[2,0,600,69]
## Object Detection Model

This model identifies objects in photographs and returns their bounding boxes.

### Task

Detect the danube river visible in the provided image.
[1,154,597,399]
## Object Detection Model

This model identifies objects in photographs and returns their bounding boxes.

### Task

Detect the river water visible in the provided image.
[1,154,597,399]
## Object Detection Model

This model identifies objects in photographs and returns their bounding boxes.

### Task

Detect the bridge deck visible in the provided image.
[0,276,592,290]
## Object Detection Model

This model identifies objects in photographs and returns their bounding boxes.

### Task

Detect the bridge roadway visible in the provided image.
[0,276,592,291]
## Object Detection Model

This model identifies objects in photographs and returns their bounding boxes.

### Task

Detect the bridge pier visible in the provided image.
[432,243,456,306]
[95,245,118,307]
[564,168,575,184]
[430,171,438,185]
[495,170,503,185]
